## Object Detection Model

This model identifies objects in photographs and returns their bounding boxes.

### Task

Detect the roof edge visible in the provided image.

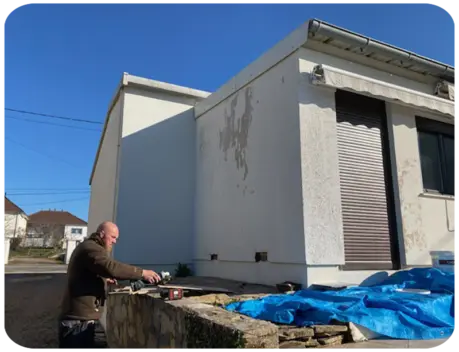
[307,19,454,82]
[89,73,125,186]
[27,210,88,226]
[5,196,27,216]
[125,74,211,99]
[195,18,454,118]
[194,21,311,118]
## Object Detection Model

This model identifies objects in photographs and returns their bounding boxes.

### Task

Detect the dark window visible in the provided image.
[71,228,83,235]
[416,117,454,195]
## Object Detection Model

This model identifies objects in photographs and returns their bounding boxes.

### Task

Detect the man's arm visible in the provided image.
[83,245,143,281]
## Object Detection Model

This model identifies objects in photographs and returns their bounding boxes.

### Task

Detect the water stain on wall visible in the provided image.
[219,87,253,180]
[398,158,426,251]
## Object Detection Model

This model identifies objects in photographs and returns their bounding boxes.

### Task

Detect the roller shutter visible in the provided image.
[335,90,396,268]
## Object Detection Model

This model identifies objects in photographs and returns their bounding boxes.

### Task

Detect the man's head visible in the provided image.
[96,221,119,250]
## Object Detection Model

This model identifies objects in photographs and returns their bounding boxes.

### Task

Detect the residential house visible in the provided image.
[26,210,88,248]
[88,19,454,287]
[4,196,28,238]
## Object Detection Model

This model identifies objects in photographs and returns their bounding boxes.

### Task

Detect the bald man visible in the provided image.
[58,221,160,348]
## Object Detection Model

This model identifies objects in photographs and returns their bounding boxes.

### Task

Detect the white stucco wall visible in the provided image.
[0,237,11,264]
[4,213,28,238]
[64,225,88,240]
[387,104,454,266]
[194,53,308,286]
[114,87,203,271]
[296,47,454,284]
[88,95,122,233]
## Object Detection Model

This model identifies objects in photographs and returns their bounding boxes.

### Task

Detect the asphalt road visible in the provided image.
[5,257,67,274]
[5,263,67,274]
[5,273,67,348]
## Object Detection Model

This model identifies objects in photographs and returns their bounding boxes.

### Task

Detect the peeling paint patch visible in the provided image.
[219,88,253,180]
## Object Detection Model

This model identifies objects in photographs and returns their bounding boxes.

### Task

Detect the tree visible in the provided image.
[4,214,26,238]
[26,223,65,249]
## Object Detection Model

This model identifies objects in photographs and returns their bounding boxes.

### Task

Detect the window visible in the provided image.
[71,228,83,235]
[416,117,454,195]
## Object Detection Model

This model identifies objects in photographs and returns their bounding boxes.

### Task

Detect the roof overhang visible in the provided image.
[195,18,454,118]
[307,19,454,83]
[89,74,210,185]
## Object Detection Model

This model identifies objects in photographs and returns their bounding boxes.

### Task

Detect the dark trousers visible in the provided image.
[58,320,107,348]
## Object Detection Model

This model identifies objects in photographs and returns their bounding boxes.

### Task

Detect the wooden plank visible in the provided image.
[157,284,232,293]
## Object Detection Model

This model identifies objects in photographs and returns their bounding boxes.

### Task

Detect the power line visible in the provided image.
[6,115,102,132]
[5,107,103,125]
[5,136,82,169]
[15,196,90,206]
[6,191,90,196]
[6,187,90,191]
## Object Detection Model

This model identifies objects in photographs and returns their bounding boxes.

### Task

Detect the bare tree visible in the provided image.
[4,214,26,238]
[25,223,66,249]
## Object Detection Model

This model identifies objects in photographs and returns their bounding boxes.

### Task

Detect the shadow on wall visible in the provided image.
[114,103,196,269]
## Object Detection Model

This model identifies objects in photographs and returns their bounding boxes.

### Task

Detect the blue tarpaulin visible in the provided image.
[225,268,454,340]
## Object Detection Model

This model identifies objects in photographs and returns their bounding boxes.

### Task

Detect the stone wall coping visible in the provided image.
[108,290,279,341]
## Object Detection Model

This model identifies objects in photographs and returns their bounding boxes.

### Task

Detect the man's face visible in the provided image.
[100,226,119,250]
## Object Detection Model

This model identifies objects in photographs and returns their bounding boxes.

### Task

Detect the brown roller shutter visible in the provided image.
[335,90,397,269]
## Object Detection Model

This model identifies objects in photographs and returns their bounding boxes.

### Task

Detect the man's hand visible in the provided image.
[106,278,117,285]
[142,269,161,284]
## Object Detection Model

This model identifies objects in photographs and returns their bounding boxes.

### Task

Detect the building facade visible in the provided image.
[89,19,454,286]
[26,210,87,248]
[4,197,28,239]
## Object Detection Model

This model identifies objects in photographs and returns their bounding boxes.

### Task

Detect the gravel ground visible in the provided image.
[5,274,66,348]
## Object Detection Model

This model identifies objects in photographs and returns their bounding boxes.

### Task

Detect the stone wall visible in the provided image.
[106,290,278,348]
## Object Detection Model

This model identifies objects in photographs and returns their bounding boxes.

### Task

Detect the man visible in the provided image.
[58,221,160,348]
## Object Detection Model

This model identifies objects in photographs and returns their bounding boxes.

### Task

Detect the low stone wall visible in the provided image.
[107,289,351,348]
[106,291,278,348]
[277,324,349,348]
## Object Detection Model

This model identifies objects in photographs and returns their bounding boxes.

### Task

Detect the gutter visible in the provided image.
[308,19,454,83]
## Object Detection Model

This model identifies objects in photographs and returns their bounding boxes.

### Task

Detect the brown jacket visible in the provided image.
[60,233,143,321]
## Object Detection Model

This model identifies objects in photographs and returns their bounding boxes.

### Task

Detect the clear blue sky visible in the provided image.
[4,4,454,221]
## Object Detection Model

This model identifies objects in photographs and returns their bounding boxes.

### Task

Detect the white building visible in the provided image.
[4,197,28,238]
[89,19,454,287]
[26,210,88,248]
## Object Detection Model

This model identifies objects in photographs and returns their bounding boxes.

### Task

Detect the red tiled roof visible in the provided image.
[4,197,26,215]
[28,210,87,226]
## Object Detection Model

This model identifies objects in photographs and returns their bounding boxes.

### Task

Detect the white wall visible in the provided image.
[4,213,27,238]
[64,225,88,241]
[88,95,122,234]
[297,59,344,266]
[387,103,454,266]
[114,87,201,271]
[194,53,307,285]
[296,47,454,285]
[0,237,10,264]
[65,239,78,264]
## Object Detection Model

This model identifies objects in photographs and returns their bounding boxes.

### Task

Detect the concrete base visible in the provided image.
[0,238,10,266]
[332,339,449,349]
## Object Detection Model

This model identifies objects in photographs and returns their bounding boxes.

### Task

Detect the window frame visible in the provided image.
[416,116,454,196]
[71,227,83,235]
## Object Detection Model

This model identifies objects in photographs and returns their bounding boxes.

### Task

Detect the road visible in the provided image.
[5,257,67,274]
[5,273,67,348]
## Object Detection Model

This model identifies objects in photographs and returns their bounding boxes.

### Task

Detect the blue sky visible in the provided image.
[4,4,454,221]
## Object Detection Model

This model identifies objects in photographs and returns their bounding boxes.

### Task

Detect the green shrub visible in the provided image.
[175,263,193,277]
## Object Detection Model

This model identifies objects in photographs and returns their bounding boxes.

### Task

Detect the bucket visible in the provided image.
[430,251,456,274]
